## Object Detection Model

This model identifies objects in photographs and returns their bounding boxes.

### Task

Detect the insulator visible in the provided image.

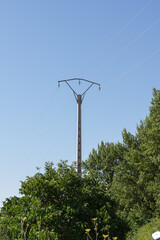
[99,86,101,91]
[58,83,60,88]
[79,80,81,85]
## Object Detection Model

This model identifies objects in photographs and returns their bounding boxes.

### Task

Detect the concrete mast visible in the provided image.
[58,78,100,174]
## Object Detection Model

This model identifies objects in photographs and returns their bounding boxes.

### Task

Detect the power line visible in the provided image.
[15,88,59,159]
[39,120,76,164]
[23,95,72,163]
[74,0,154,74]
[0,94,72,194]
[103,48,160,89]
[90,17,160,77]
[83,48,160,123]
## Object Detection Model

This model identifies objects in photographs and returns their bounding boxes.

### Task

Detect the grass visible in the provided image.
[130,218,160,240]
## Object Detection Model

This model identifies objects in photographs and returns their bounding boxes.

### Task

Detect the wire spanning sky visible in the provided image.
[0,0,160,206]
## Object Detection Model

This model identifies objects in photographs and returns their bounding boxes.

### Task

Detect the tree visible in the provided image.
[112,89,160,229]
[85,141,124,189]
[86,89,160,233]
[0,161,126,240]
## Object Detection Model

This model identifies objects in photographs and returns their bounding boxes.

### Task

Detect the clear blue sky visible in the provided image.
[0,0,160,206]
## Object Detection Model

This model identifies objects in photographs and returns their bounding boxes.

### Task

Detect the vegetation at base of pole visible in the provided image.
[0,161,125,240]
[0,88,160,240]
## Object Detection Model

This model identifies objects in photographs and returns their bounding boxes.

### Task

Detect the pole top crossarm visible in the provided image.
[58,78,101,102]
[58,78,100,86]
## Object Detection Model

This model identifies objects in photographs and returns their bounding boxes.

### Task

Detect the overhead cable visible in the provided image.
[103,48,160,89]
[90,17,160,76]
[75,0,154,74]
[16,88,59,159]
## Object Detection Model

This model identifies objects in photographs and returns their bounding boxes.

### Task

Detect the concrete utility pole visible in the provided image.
[58,78,100,175]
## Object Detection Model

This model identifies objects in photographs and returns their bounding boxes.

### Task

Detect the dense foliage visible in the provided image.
[86,88,160,237]
[0,162,126,240]
[0,88,160,239]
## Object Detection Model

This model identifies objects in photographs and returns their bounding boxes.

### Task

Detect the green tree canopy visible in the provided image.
[86,88,160,232]
[0,161,126,240]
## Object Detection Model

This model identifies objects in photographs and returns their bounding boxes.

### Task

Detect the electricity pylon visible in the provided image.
[58,78,100,174]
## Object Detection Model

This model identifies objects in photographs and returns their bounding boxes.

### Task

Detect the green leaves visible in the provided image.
[85,88,160,236]
[85,141,124,189]
[0,160,124,240]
